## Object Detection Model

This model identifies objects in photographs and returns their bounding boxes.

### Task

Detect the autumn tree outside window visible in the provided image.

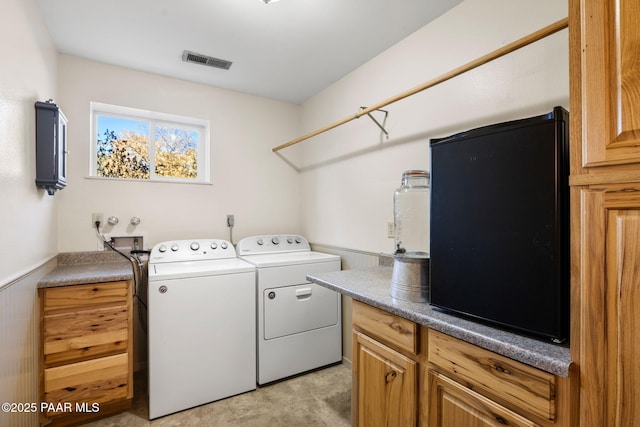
[90,102,210,183]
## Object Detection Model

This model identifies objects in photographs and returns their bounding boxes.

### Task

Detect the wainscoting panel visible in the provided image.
[0,258,56,427]
[310,244,381,271]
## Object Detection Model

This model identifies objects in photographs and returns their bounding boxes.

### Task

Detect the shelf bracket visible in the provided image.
[359,106,389,138]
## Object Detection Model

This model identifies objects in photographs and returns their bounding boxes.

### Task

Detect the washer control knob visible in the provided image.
[210,242,218,250]
[158,245,167,253]
[287,237,293,244]
[257,238,264,246]
[190,242,200,251]
[171,244,179,252]
[295,237,302,244]
[272,237,280,245]
[221,242,228,249]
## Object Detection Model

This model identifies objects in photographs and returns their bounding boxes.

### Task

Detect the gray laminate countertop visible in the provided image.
[307,266,573,377]
[38,251,134,288]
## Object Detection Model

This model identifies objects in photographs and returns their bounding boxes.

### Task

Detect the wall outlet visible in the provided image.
[387,222,395,238]
[92,213,103,228]
[227,214,235,227]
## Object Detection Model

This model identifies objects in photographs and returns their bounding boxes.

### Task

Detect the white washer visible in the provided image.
[237,234,342,385]
[147,239,256,419]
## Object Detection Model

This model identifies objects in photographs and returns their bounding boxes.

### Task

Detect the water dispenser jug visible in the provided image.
[391,170,430,302]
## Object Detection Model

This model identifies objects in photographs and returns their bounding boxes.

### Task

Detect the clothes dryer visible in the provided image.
[237,235,341,384]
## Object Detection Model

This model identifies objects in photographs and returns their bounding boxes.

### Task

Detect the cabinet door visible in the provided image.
[580,0,640,167]
[428,370,539,427]
[579,187,640,426]
[353,331,417,427]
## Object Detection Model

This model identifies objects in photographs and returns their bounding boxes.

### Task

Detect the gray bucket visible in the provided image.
[390,253,430,302]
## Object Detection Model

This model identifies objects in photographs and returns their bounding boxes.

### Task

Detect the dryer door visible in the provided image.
[263,283,338,339]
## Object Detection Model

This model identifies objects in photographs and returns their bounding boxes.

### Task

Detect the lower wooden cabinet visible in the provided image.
[353,331,418,427]
[351,300,577,427]
[428,330,557,423]
[39,281,133,426]
[428,370,539,427]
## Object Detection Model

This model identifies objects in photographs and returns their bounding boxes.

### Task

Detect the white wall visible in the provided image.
[297,0,569,254]
[56,55,302,251]
[0,0,58,285]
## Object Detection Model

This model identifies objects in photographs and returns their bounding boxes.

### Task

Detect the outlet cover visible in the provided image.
[92,213,103,227]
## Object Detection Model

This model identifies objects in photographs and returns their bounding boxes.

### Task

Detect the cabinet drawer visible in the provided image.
[429,370,540,427]
[428,330,556,421]
[43,304,129,366]
[352,300,418,355]
[43,353,129,416]
[42,281,129,313]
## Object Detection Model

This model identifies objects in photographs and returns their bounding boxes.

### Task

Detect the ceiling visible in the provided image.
[35,0,462,104]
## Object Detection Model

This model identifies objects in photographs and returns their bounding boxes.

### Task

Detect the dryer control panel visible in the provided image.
[236,234,310,255]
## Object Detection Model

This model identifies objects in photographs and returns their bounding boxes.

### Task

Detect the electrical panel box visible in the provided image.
[35,100,67,195]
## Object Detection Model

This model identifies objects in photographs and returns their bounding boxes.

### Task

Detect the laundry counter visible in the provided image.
[307,265,572,377]
[37,251,133,288]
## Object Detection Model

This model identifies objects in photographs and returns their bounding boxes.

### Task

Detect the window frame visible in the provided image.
[89,102,211,184]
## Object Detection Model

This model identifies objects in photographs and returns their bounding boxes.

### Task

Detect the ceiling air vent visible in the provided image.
[182,50,232,70]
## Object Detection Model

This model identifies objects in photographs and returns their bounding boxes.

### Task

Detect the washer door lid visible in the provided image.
[149,259,254,280]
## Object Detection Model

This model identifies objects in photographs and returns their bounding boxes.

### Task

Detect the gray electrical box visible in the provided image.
[35,100,67,195]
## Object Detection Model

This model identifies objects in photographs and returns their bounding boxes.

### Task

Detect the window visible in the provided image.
[90,102,210,183]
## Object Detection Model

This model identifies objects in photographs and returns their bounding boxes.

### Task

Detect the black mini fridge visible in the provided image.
[429,107,569,343]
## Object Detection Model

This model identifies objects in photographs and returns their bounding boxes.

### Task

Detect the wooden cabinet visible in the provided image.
[353,331,417,427]
[428,370,538,427]
[577,0,640,168]
[427,330,572,427]
[574,187,640,426]
[570,0,640,425]
[351,301,576,427]
[39,281,133,426]
[352,301,425,426]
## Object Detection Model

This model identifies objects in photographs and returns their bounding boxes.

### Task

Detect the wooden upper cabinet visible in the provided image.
[581,0,640,167]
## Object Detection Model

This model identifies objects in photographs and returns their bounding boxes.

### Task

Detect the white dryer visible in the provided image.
[237,235,342,385]
[147,239,256,419]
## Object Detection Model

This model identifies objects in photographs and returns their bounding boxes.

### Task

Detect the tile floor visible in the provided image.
[84,364,351,427]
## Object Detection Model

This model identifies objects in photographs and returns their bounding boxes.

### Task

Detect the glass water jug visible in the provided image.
[393,170,430,256]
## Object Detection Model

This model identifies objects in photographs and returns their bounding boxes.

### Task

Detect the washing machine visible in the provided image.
[147,239,256,419]
[236,234,342,385]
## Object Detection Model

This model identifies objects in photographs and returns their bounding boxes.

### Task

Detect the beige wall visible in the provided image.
[1,0,58,285]
[298,0,569,255]
[56,55,302,251]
